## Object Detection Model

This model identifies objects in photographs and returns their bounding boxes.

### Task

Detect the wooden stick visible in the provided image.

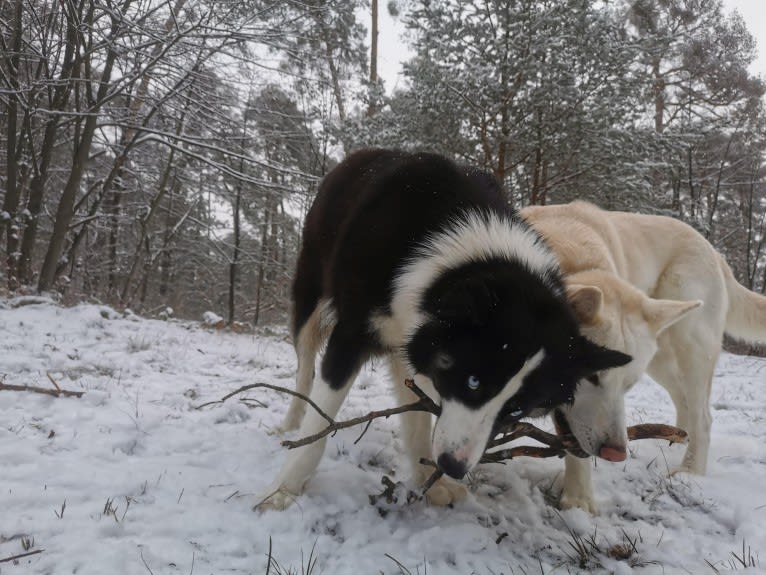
[489,421,579,450]
[482,445,565,463]
[282,397,436,449]
[628,423,687,444]
[195,383,335,425]
[403,379,440,414]
[0,382,83,398]
[0,549,45,563]
[205,379,688,464]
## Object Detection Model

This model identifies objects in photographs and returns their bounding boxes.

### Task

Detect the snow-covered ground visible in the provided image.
[0,299,764,575]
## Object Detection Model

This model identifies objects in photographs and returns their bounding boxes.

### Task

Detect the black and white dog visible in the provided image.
[257,149,631,510]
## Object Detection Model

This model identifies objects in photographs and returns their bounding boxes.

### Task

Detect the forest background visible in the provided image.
[2,0,765,333]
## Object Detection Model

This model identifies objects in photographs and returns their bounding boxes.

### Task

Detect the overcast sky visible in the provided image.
[375,1,766,91]
[723,0,766,75]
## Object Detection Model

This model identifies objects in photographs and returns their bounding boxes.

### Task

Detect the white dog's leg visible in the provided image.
[649,333,717,475]
[388,357,467,506]
[677,366,714,474]
[559,454,597,514]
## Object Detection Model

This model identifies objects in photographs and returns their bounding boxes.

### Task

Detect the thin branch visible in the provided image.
[282,393,436,449]
[46,372,62,391]
[195,382,335,425]
[0,549,45,563]
[0,382,84,398]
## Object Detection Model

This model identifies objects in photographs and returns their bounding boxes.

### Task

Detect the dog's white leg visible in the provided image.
[388,356,432,480]
[387,356,468,506]
[666,384,690,432]
[256,369,358,511]
[279,306,324,433]
[649,332,717,475]
[559,454,597,514]
[257,324,366,511]
[677,366,714,474]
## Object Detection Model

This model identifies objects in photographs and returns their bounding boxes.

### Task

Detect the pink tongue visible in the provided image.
[599,446,627,462]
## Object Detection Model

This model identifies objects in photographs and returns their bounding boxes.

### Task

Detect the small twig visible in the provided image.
[353,419,374,445]
[403,379,440,414]
[0,382,84,398]
[195,382,334,425]
[370,468,446,507]
[0,549,45,563]
[282,398,436,449]
[46,372,62,391]
[369,476,402,506]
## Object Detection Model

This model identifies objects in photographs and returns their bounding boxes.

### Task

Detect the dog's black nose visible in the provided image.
[436,453,468,479]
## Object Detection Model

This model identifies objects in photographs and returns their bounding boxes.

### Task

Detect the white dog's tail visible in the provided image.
[721,255,766,343]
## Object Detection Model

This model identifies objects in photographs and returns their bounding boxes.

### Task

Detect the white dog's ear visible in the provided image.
[643,298,703,334]
[566,284,603,325]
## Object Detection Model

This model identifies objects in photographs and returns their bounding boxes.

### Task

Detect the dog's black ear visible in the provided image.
[434,275,497,326]
[464,168,506,206]
[572,336,632,373]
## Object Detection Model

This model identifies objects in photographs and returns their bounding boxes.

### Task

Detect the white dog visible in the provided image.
[523,201,766,512]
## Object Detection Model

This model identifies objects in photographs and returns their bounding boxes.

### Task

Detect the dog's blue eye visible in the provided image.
[467,375,480,390]
[509,408,523,418]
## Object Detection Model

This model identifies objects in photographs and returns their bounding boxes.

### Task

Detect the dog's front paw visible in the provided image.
[424,476,468,507]
[253,486,301,512]
[559,490,598,514]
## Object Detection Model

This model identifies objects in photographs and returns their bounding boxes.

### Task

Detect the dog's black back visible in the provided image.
[293,149,511,342]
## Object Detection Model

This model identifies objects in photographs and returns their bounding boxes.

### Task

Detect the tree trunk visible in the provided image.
[17,0,83,285]
[228,179,242,325]
[120,133,185,305]
[367,0,378,117]
[104,0,188,296]
[158,184,176,299]
[687,145,696,219]
[38,0,130,292]
[253,199,271,327]
[652,57,665,134]
[2,0,24,289]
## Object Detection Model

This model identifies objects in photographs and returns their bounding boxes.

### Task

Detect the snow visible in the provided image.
[0,300,764,574]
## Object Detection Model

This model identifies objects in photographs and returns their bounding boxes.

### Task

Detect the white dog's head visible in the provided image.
[554,270,702,461]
